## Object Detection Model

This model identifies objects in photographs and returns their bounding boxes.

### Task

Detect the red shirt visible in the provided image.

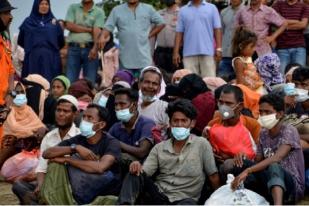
[273,1,309,49]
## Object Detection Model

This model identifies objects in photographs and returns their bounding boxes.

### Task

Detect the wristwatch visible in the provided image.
[70,144,77,154]
[216,47,223,52]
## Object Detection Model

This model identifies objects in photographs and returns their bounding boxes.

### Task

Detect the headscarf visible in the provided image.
[3,82,45,139]
[254,53,284,92]
[113,70,134,85]
[20,0,54,32]
[23,74,50,120]
[203,77,227,92]
[52,75,71,94]
[178,73,210,100]
[68,79,94,99]
[171,69,192,83]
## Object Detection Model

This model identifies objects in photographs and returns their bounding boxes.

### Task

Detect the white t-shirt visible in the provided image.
[138,100,169,126]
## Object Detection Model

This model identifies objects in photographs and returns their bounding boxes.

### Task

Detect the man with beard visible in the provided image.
[12,95,80,205]
[0,0,16,143]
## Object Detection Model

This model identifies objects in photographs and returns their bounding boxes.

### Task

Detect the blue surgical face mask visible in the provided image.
[141,93,158,103]
[98,95,108,107]
[13,94,27,107]
[116,108,134,123]
[79,120,96,138]
[171,127,191,141]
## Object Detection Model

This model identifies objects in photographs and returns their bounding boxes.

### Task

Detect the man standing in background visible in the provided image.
[173,0,222,78]
[98,0,165,79]
[65,0,105,83]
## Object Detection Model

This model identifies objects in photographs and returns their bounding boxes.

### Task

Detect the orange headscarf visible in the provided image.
[3,82,45,139]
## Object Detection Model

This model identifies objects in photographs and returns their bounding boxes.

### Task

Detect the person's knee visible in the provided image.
[267,163,281,172]
[12,180,27,196]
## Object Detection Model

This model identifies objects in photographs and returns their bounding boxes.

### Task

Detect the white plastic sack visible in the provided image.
[205,174,269,205]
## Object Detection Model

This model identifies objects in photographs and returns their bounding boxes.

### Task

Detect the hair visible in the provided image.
[259,93,284,112]
[52,79,66,89]
[87,103,110,122]
[220,84,244,103]
[232,26,258,57]
[114,88,139,102]
[166,99,197,120]
[57,99,77,112]
[292,67,309,82]
[284,63,301,75]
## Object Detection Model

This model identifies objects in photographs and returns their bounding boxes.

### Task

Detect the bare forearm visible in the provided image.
[149,24,165,38]
[173,32,183,55]
[92,27,101,45]
[67,157,114,174]
[209,173,221,190]
[8,74,14,92]
[214,28,222,49]
[271,21,288,40]
[43,146,71,159]
[66,22,92,33]
[300,134,309,142]
[287,21,308,30]
[120,142,147,159]
[36,172,45,187]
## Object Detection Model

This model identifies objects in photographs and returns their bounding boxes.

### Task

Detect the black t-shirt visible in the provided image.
[58,132,121,175]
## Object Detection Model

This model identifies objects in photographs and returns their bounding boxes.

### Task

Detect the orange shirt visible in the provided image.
[0,35,15,142]
[208,111,261,144]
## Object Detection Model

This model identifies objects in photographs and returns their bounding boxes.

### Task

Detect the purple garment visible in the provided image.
[113,70,134,85]
[254,53,284,91]
[257,124,305,201]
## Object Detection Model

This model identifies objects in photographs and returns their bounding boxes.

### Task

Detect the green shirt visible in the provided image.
[66,3,105,43]
[104,3,164,69]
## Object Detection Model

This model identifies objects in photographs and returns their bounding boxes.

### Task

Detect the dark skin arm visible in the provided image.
[173,32,183,67]
[34,172,45,195]
[43,145,98,161]
[88,27,101,60]
[65,21,92,33]
[209,173,221,190]
[51,154,116,174]
[97,29,111,50]
[148,24,165,38]
[120,139,152,160]
[232,144,291,190]
[286,18,308,30]
[214,28,222,62]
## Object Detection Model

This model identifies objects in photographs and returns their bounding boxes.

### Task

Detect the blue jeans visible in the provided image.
[218,57,235,81]
[66,46,99,83]
[276,47,306,74]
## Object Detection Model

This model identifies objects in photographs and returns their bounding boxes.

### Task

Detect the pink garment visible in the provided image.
[101,47,119,87]
[203,77,226,91]
[234,5,284,56]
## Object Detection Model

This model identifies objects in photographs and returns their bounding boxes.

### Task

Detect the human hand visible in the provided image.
[173,53,181,67]
[76,145,99,161]
[233,153,245,168]
[213,153,225,163]
[34,185,41,196]
[88,47,98,60]
[231,169,249,190]
[97,33,109,50]
[215,50,222,62]
[265,35,275,44]
[129,161,143,176]
[202,126,211,138]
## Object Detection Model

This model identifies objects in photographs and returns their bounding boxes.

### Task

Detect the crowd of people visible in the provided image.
[0,0,309,204]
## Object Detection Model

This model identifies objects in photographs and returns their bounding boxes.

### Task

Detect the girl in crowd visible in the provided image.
[18,0,65,82]
[232,27,264,94]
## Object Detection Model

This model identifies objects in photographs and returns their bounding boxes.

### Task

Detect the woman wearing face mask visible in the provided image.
[232,93,305,205]
[0,82,46,168]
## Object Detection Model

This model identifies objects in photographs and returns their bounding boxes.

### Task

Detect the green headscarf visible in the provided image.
[52,75,71,94]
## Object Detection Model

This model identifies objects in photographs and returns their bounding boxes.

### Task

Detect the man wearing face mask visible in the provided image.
[42,104,121,204]
[0,0,16,141]
[109,88,155,175]
[12,95,80,205]
[207,85,260,177]
[232,93,304,205]
[117,99,220,205]
[138,66,169,126]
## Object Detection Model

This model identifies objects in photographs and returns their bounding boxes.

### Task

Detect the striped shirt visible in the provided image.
[273,1,309,49]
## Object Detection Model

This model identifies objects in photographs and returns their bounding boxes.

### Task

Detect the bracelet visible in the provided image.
[216,48,223,52]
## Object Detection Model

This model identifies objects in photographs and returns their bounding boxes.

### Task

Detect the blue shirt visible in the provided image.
[108,115,155,146]
[176,0,221,57]
[104,3,164,69]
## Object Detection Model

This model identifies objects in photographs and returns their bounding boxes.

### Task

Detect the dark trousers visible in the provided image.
[12,181,38,205]
[154,46,183,73]
[232,161,296,204]
[117,173,197,205]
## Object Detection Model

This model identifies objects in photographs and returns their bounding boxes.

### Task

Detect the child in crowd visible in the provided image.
[232,27,264,94]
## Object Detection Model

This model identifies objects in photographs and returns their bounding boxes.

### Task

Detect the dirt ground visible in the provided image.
[1,178,309,205]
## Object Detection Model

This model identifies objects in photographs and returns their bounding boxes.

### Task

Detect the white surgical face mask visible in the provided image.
[141,93,158,103]
[296,88,309,103]
[258,113,279,130]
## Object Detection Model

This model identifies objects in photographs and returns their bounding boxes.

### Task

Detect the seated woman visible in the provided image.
[232,93,305,205]
[43,75,71,129]
[0,82,46,168]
